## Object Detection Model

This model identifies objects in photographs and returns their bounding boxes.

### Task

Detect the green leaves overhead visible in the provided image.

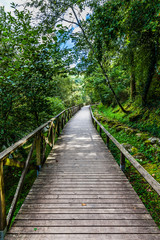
[0,6,82,150]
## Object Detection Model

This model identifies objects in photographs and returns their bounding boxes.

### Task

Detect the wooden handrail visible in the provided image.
[90,106,160,196]
[0,106,80,162]
[0,104,82,238]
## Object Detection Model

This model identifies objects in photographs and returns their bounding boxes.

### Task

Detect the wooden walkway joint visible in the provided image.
[5,106,160,239]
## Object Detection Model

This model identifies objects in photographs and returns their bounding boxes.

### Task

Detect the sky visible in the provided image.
[0,0,90,67]
[0,0,25,12]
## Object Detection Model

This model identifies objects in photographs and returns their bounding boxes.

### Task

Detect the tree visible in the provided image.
[27,0,128,112]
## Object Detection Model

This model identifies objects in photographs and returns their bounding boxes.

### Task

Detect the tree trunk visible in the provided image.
[130,51,136,101]
[142,43,157,105]
[71,6,128,114]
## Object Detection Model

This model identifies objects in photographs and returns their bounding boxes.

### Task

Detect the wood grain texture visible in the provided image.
[6,106,160,239]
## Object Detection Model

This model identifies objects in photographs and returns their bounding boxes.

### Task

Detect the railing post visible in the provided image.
[57,118,60,136]
[95,121,97,130]
[68,109,70,121]
[0,161,7,240]
[61,115,64,129]
[64,112,66,125]
[120,152,125,172]
[106,136,110,148]
[36,132,42,175]
[100,127,102,137]
[50,122,54,147]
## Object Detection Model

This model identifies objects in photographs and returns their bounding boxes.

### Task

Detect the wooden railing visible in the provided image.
[90,106,160,196]
[0,105,81,239]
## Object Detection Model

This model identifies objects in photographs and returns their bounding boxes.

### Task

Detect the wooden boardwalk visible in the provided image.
[5,106,160,239]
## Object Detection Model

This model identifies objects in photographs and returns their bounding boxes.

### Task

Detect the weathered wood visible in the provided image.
[61,116,64,129]
[16,213,152,220]
[7,142,35,229]
[0,106,80,162]
[57,118,60,136]
[0,111,62,162]
[4,233,160,240]
[42,135,52,148]
[120,152,125,172]
[67,109,70,121]
[26,194,138,199]
[13,219,155,227]
[7,226,159,234]
[51,121,57,147]
[3,158,37,170]
[36,132,42,167]
[106,135,110,148]
[18,208,148,214]
[50,122,54,146]
[90,107,160,196]
[5,106,160,239]
[100,127,102,137]
[17,203,146,209]
[0,161,7,236]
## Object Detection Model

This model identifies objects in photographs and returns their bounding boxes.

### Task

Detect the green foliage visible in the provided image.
[0,6,83,151]
[93,105,160,227]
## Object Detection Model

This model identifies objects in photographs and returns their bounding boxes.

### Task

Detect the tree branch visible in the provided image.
[70,6,128,113]
[58,18,78,26]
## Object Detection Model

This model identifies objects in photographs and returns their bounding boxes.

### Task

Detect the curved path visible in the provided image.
[6,106,160,239]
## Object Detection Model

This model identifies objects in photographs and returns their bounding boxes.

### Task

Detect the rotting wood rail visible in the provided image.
[0,105,81,240]
[90,107,160,196]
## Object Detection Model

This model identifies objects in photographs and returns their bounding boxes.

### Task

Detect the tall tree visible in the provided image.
[27,0,128,112]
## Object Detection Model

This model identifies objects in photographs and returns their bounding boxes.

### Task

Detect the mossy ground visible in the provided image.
[94,102,160,137]
[92,104,160,228]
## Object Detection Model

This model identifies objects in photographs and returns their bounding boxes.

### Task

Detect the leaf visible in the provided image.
[82,203,86,206]
[42,36,47,41]
[47,28,53,33]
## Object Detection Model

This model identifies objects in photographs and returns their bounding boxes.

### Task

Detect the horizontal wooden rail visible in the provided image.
[90,106,160,196]
[0,106,80,163]
[0,104,82,239]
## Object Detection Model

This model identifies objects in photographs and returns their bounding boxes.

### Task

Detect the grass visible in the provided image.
[92,104,160,228]
[95,102,160,138]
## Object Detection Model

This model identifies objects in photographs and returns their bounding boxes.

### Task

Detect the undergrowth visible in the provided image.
[92,104,160,228]
[94,102,160,138]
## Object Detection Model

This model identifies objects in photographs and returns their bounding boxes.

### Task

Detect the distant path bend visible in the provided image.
[6,106,160,240]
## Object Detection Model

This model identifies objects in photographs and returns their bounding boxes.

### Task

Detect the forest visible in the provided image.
[0,0,160,230]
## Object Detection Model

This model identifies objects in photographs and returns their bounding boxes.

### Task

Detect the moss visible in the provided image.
[144,140,152,145]
[92,107,160,228]
[131,147,138,154]
[129,113,142,122]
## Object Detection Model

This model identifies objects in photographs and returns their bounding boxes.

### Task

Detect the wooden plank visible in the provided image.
[24,198,142,204]
[5,233,160,240]
[13,219,156,227]
[18,208,149,214]
[20,203,145,209]
[5,106,159,239]
[16,213,152,220]
[26,194,138,199]
[28,190,136,195]
[8,226,159,234]
[36,132,42,166]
